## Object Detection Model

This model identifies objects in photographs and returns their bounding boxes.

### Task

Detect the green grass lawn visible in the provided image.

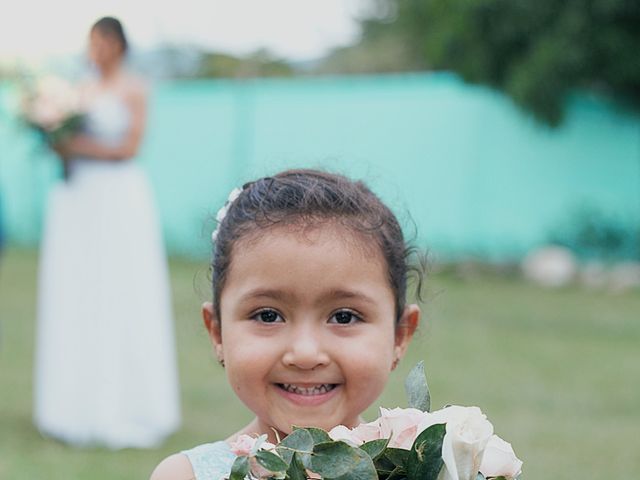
[1,248,639,479]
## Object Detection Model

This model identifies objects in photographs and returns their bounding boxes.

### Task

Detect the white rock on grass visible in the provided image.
[609,262,640,293]
[522,246,577,287]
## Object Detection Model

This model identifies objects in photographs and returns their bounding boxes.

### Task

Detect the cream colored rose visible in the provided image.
[378,407,429,450]
[329,420,384,446]
[328,425,359,444]
[479,435,522,479]
[423,406,494,480]
[329,407,428,449]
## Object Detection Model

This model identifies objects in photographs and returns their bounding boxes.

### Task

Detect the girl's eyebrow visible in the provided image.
[239,288,294,302]
[320,289,377,305]
[238,288,377,305]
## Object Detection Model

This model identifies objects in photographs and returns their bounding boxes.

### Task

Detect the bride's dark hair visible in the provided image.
[92,16,128,54]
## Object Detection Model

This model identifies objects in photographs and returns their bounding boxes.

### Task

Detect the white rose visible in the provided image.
[479,435,522,480]
[425,406,493,480]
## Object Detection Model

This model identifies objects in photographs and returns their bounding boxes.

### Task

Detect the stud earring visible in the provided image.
[218,358,225,368]
[391,357,400,370]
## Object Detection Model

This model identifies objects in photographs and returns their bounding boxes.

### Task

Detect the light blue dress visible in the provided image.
[182,441,237,480]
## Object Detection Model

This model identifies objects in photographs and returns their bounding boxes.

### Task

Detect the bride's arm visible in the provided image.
[58,81,147,161]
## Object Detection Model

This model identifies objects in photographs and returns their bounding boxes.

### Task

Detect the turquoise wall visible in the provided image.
[1,73,638,260]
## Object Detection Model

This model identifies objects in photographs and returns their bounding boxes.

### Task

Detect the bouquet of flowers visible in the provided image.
[18,74,85,180]
[19,74,85,144]
[227,363,523,480]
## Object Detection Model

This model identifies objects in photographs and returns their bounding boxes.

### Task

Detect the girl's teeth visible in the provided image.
[280,383,335,395]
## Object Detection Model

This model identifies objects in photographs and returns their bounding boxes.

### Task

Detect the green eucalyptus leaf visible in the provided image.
[229,455,249,480]
[276,428,314,466]
[360,438,389,461]
[286,452,308,480]
[311,441,363,478]
[404,361,431,412]
[255,450,288,473]
[386,466,409,480]
[384,447,410,467]
[306,426,333,444]
[406,423,446,480]
[374,453,397,475]
[333,448,378,480]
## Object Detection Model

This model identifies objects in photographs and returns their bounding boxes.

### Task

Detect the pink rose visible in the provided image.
[230,434,282,479]
[230,434,256,456]
[378,407,429,450]
[328,425,358,444]
[229,434,275,456]
[352,421,385,444]
[479,435,523,480]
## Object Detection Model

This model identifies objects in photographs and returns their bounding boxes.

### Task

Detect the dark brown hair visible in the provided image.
[211,169,425,321]
[92,16,128,53]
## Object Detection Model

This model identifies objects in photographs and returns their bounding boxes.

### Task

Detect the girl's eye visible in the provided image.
[252,309,282,323]
[330,310,361,325]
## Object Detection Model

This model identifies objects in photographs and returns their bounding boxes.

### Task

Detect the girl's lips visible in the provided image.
[274,383,341,406]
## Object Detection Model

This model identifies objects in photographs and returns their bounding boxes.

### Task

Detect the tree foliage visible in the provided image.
[129,46,295,80]
[351,0,640,126]
[195,49,294,79]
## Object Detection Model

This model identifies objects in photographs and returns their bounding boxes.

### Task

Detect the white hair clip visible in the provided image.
[211,187,243,242]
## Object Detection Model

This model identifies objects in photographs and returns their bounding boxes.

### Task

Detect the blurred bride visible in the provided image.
[34,16,180,448]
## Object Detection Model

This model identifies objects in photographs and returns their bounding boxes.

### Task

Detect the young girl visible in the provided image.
[151,169,422,479]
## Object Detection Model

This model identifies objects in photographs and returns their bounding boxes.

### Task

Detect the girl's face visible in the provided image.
[204,224,419,440]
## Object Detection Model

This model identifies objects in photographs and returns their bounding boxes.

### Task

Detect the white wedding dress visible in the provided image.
[34,91,181,449]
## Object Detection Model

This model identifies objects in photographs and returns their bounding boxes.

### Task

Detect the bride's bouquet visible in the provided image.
[19,74,85,146]
[227,363,523,480]
[18,74,85,180]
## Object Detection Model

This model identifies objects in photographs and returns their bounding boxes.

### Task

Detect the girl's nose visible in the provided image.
[282,326,330,370]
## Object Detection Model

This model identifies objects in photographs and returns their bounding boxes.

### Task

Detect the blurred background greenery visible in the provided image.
[4,0,637,126]
[2,0,639,262]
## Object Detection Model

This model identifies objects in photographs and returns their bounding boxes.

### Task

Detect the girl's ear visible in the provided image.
[393,304,420,363]
[202,302,223,361]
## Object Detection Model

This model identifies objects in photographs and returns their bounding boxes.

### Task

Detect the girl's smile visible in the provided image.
[274,382,341,407]
[203,223,419,442]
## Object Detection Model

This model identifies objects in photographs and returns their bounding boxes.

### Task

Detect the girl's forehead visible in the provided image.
[222,224,392,299]
[239,221,380,255]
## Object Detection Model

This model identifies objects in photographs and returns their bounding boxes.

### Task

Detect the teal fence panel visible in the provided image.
[1,73,638,260]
